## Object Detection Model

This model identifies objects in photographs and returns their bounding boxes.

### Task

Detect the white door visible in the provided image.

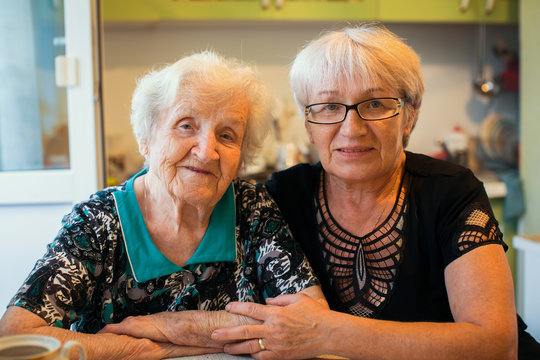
[0,0,103,311]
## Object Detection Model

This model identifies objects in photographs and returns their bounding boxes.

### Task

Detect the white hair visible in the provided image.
[289,23,425,147]
[131,50,272,166]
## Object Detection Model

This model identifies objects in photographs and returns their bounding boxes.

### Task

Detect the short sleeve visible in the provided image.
[437,170,507,266]
[453,202,505,255]
[235,180,319,298]
[8,203,100,329]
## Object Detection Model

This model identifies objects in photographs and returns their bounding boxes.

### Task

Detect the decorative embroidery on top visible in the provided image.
[455,203,503,254]
[315,171,408,318]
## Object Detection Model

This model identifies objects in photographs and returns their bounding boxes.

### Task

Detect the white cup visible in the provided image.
[0,334,85,360]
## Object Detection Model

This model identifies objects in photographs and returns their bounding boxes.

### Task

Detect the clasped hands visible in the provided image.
[99,293,330,359]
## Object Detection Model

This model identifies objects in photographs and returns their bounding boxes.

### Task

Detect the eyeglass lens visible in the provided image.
[308,98,401,123]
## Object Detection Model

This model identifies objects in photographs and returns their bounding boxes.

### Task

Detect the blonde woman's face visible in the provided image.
[305,83,413,186]
[145,86,248,208]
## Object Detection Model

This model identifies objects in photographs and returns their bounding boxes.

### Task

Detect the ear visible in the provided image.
[138,139,149,158]
[403,108,416,138]
[304,121,315,144]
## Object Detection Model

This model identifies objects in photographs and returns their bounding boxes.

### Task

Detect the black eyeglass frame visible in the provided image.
[304,97,405,125]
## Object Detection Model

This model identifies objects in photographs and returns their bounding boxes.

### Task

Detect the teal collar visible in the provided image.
[113,168,237,283]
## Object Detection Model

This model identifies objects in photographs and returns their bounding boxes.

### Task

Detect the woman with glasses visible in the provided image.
[212,24,540,359]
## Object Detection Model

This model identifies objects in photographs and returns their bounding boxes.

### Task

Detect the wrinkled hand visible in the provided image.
[107,335,223,360]
[211,293,332,359]
[99,310,260,349]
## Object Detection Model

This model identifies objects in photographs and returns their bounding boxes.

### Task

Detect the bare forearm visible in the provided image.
[100,310,260,347]
[0,307,219,360]
[2,323,161,359]
[326,312,517,360]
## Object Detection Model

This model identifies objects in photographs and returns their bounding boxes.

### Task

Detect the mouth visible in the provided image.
[337,147,373,153]
[184,166,214,175]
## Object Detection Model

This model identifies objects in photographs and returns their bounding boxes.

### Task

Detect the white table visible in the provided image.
[170,354,347,360]
[513,234,540,341]
[168,355,250,360]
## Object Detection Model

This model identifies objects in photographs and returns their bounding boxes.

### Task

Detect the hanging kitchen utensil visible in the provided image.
[473,23,500,97]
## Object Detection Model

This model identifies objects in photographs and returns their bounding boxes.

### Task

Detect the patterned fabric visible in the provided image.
[313,167,504,318]
[315,170,408,318]
[266,153,507,320]
[9,178,318,334]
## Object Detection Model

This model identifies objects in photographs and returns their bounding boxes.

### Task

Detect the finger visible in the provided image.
[225,301,270,321]
[223,339,263,355]
[97,323,125,334]
[211,324,266,342]
[160,343,223,358]
[265,292,306,306]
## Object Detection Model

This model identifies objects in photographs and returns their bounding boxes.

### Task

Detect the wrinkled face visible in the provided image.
[144,85,248,208]
[305,83,414,185]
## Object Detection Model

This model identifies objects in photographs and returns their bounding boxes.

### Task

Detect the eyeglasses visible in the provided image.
[304,97,404,124]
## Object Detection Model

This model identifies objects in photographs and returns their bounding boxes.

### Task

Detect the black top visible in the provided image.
[266,152,505,321]
[265,151,540,358]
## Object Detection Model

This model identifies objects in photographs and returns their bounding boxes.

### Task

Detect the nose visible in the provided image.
[193,131,220,162]
[340,107,369,137]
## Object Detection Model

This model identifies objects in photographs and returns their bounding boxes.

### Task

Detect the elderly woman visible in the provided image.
[0,51,323,359]
[212,24,540,359]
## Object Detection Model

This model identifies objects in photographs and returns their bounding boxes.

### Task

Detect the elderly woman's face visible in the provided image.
[145,87,248,208]
[305,82,413,185]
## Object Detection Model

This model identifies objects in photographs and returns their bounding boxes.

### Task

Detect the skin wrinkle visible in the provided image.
[0,52,327,360]
[137,81,249,267]
[208,24,517,359]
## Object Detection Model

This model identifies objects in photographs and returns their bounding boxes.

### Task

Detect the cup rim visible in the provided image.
[0,334,60,359]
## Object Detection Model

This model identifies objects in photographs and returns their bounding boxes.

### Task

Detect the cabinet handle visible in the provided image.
[459,0,470,13]
[485,0,495,14]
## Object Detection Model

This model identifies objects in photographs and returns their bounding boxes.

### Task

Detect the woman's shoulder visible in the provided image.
[61,184,124,230]
[405,151,482,188]
[267,162,321,184]
[405,151,474,178]
[233,178,276,210]
[405,151,485,203]
[265,162,321,201]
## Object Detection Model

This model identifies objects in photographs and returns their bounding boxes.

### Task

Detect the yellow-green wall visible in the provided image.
[520,0,540,234]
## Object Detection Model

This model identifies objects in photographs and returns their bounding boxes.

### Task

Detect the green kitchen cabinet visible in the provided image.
[378,0,518,24]
[102,0,377,23]
[379,0,518,24]
[102,0,517,24]
[477,0,518,23]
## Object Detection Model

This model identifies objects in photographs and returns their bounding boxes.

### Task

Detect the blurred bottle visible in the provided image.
[442,126,469,168]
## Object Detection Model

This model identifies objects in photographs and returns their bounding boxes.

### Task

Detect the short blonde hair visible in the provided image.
[131,51,272,167]
[289,23,425,147]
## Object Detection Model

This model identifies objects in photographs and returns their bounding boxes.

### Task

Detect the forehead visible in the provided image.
[174,83,249,116]
[309,81,392,101]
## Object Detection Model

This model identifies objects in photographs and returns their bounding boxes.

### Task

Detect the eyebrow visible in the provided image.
[314,88,384,97]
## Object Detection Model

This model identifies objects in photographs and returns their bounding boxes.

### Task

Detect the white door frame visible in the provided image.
[0,0,103,205]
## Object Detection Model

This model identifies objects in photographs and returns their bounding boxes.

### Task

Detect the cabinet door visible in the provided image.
[102,0,377,22]
[477,0,518,23]
[378,0,518,23]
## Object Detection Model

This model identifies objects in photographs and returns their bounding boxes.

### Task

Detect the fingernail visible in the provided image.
[225,304,231,311]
